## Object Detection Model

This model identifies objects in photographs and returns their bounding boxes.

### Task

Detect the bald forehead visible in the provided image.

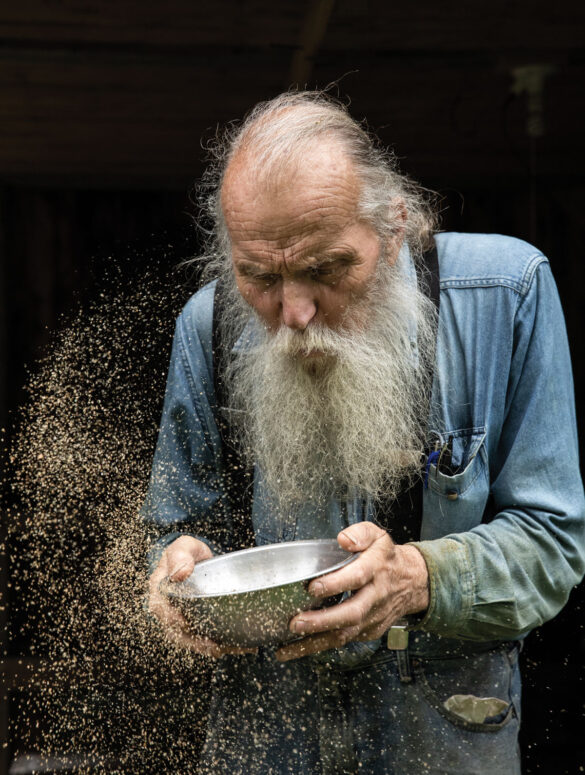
[223,135,356,187]
[221,141,361,240]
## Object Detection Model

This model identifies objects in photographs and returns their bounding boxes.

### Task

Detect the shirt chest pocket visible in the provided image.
[422,427,490,540]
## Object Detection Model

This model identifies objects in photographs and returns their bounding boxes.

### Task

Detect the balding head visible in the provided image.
[221,100,361,200]
[198,91,437,285]
[221,133,359,223]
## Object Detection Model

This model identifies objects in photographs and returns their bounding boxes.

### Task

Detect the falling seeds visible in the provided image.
[6,267,215,774]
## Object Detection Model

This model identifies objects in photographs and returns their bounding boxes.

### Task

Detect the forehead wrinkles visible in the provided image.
[230,205,357,254]
[222,142,362,250]
[224,190,362,267]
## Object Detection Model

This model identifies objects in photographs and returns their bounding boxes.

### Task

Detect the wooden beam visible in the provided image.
[325,0,585,52]
[0,47,582,184]
[0,0,306,49]
[0,0,582,52]
[288,0,336,86]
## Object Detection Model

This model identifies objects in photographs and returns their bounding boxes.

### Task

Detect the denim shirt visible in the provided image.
[141,232,585,643]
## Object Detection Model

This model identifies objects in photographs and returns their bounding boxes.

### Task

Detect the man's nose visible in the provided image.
[280,280,318,330]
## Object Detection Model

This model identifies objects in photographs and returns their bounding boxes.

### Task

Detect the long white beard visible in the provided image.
[224,258,437,509]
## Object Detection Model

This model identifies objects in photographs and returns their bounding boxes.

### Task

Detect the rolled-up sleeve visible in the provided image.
[413,261,585,640]
[141,284,233,560]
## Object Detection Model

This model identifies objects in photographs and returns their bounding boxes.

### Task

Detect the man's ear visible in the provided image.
[386,198,407,265]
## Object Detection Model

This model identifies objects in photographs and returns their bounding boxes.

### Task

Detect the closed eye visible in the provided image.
[306,258,352,284]
[236,263,280,287]
[245,270,281,288]
[254,273,280,287]
[236,254,353,287]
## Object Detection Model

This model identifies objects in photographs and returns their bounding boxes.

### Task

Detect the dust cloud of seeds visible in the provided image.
[5,267,216,774]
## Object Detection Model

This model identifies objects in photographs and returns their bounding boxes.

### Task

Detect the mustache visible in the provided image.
[264,322,358,359]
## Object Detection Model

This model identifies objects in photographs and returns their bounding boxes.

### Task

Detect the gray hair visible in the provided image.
[196,91,439,282]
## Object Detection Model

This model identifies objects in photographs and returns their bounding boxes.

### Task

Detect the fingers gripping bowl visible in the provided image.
[159,539,359,647]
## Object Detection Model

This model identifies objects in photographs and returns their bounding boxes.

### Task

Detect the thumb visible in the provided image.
[168,557,194,582]
[164,538,212,582]
[337,521,388,552]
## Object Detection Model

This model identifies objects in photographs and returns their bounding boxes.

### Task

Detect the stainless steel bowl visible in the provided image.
[159,539,358,647]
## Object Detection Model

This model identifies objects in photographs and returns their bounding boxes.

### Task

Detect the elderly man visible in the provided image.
[143,92,585,774]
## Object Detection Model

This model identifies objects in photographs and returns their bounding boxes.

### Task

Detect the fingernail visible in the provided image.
[340,531,357,545]
[291,618,306,634]
[169,561,189,580]
[310,581,324,597]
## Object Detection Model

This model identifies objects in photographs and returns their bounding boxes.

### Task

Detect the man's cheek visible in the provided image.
[238,283,263,312]
[250,294,279,329]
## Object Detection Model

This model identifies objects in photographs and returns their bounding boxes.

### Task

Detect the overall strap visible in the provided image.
[424,242,440,312]
[212,280,255,550]
[212,242,440,548]
[372,243,440,543]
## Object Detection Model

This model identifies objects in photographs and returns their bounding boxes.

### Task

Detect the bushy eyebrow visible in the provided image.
[235,249,357,274]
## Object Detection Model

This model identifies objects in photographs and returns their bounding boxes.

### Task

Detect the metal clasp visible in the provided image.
[386,623,409,651]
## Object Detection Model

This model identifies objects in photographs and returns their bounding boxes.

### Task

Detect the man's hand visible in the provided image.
[148,535,256,657]
[276,522,429,662]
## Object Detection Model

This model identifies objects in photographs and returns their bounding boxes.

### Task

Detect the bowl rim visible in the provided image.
[160,538,359,600]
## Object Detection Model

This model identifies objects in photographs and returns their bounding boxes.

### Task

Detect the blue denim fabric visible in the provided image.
[141,233,585,770]
[320,644,522,774]
[197,642,522,774]
[142,232,585,641]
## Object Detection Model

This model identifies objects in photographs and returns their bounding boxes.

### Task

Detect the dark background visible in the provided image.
[1,1,584,772]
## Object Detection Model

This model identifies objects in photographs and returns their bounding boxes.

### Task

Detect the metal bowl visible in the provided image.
[159,539,358,647]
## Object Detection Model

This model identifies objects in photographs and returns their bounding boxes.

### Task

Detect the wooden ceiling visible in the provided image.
[0,0,583,187]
